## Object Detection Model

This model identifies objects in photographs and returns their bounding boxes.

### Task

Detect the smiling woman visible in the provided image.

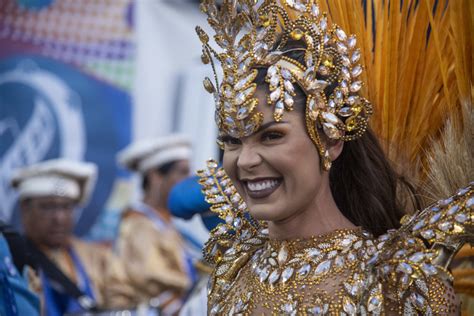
[222,84,353,239]
[196,0,473,315]
[221,67,406,239]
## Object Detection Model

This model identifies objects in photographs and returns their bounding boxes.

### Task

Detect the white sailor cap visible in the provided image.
[117,134,192,174]
[11,159,98,206]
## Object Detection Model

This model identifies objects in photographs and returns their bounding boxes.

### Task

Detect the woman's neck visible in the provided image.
[267,186,356,240]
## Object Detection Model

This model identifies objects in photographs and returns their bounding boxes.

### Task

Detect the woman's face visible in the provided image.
[223,89,330,223]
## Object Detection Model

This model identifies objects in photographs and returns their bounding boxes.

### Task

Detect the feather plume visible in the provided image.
[319,0,472,185]
[422,101,473,203]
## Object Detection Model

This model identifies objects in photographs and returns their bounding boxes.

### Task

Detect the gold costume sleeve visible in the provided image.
[114,213,190,305]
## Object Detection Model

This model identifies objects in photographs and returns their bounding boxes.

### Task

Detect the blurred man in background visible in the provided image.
[115,134,195,314]
[11,159,115,316]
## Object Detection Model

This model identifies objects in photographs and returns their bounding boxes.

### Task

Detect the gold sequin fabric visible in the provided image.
[199,160,473,315]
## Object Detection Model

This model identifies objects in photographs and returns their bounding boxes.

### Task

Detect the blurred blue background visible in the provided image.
[0,0,215,243]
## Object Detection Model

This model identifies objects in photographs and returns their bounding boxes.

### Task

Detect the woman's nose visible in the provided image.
[236,143,262,170]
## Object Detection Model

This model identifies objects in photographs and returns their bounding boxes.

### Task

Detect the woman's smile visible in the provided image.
[240,177,282,199]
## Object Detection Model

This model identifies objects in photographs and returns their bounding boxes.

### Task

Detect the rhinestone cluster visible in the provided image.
[197,0,372,153]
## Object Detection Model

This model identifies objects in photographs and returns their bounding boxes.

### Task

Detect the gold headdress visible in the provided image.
[196,0,372,166]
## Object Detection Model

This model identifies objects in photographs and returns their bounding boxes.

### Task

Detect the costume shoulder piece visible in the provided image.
[198,160,268,309]
[373,182,473,276]
[197,159,267,263]
[361,183,474,314]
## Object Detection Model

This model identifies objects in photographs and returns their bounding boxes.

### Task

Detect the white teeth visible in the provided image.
[246,179,279,192]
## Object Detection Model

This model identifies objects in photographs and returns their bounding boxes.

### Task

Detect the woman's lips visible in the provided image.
[242,178,282,199]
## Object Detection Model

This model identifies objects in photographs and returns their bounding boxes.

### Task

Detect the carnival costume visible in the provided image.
[195,0,473,314]
[113,136,196,311]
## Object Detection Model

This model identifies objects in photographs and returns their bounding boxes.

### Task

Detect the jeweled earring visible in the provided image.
[322,150,332,171]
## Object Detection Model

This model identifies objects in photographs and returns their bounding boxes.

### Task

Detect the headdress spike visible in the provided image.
[197,0,372,149]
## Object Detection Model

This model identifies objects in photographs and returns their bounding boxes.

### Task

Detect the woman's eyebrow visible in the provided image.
[219,121,289,140]
[255,121,289,133]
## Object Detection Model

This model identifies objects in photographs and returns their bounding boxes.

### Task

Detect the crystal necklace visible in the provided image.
[250,228,371,286]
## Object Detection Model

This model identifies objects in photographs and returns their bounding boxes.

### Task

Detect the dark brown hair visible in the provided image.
[329,130,413,236]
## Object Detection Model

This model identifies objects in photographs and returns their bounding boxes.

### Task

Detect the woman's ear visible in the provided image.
[327,139,344,162]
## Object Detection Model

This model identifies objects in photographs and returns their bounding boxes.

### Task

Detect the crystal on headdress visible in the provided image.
[237,107,249,120]
[347,95,359,105]
[281,68,292,80]
[352,49,361,63]
[297,263,311,278]
[235,85,256,105]
[270,75,279,87]
[308,98,319,120]
[315,260,332,275]
[318,65,329,75]
[268,65,278,77]
[268,270,280,284]
[284,80,295,94]
[320,16,327,31]
[336,42,348,54]
[336,27,347,41]
[274,100,285,121]
[311,4,320,17]
[203,77,216,94]
[352,65,362,78]
[350,81,362,93]
[270,87,282,102]
[321,112,342,126]
[198,0,372,144]
[347,35,357,49]
[235,70,258,91]
[341,67,351,80]
[307,80,328,92]
[455,213,467,223]
[341,55,351,67]
[284,92,294,108]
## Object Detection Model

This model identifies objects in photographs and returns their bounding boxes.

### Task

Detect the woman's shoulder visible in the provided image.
[375,183,473,269]
[360,183,472,314]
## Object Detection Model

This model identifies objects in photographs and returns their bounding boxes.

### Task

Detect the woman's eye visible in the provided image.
[261,131,283,141]
[221,136,241,145]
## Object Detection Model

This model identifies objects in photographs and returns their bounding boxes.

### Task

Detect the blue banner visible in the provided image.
[0,55,131,236]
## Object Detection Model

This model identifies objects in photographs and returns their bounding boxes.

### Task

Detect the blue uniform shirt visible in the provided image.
[0,234,40,316]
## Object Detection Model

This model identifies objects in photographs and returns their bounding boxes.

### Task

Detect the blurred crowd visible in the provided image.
[0,134,216,316]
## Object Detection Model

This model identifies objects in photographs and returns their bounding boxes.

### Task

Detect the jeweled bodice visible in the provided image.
[198,160,473,315]
[208,229,381,315]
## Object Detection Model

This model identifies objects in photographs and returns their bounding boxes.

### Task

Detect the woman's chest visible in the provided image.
[208,231,380,315]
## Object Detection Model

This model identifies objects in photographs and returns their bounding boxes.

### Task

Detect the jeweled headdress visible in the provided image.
[197,0,373,166]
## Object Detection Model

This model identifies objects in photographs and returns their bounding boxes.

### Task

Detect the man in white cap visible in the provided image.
[114,134,195,313]
[11,158,114,315]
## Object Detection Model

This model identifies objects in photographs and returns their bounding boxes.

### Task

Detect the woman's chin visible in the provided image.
[248,205,280,222]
